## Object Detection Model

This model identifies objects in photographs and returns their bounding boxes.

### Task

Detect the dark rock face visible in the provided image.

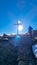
[0,30,37,65]
[0,40,18,65]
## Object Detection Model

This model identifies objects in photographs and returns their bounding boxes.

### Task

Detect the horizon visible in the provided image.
[0,29,37,36]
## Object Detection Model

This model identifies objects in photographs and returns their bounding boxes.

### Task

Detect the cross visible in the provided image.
[14,21,21,35]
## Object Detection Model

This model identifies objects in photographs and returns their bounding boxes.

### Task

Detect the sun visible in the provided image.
[18,25,23,31]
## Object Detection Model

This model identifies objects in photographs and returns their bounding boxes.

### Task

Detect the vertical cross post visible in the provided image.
[14,21,21,35]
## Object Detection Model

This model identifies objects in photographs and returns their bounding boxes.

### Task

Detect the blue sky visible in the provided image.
[0,0,37,34]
